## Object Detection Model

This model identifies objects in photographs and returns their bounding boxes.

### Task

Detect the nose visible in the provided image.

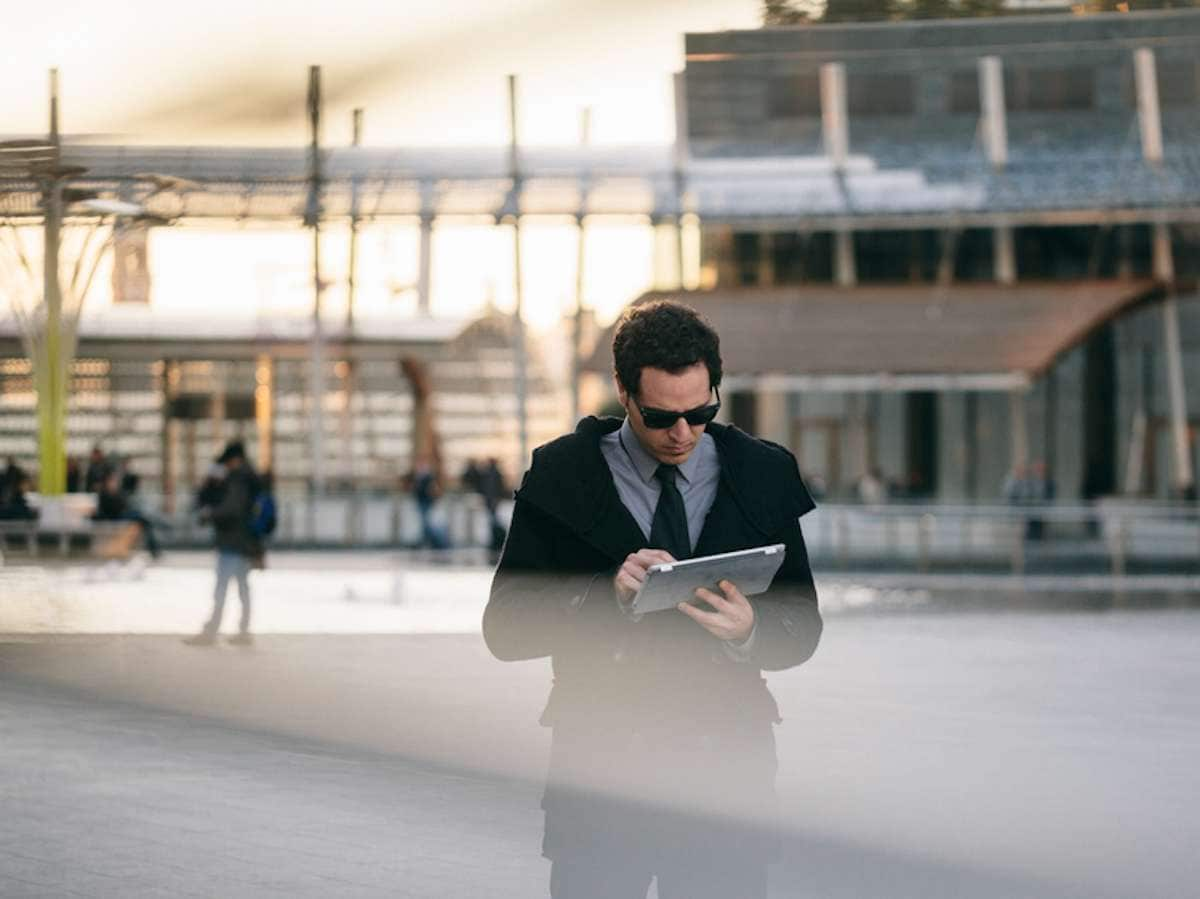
[668,418,691,443]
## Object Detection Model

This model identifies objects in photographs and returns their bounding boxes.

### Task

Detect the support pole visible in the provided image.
[570,107,591,428]
[994,224,1016,285]
[306,65,326,496]
[1162,290,1194,497]
[346,108,362,332]
[1134,48,1164,166]
[1010,389,1029,474]
[38,68,66,496]
[1136,46,1193,496]
[672,72,688,291]
[820,63,855,288]
[819,63,848,168]
[507,74,529,472]
[161,359,178,514]
[211,362,226,454]
[936,229,958,286]
[417,209,433,316]
[979,56,1008,171]
[255,354,274,473]
[835,230,856,287]
[343,109,363,485]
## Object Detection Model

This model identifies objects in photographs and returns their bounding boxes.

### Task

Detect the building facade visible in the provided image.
[672,10,1200,502]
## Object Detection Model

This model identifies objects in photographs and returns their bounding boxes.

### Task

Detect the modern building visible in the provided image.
[590,9,1200,502]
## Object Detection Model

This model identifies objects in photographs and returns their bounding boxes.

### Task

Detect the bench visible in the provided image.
[1,493,144,565]
[0,519,142,561]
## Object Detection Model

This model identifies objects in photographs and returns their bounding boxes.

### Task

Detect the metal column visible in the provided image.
[820,63,855,288]
[570,107,591,428]
[305,65,327,496]
[507,74,529,472]
[1136,47,1194,495]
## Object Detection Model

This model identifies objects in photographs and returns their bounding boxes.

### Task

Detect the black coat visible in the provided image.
[483,416,822,863]
[209,467,262,558]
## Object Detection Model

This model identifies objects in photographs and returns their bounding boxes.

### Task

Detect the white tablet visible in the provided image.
[630,544,787,616]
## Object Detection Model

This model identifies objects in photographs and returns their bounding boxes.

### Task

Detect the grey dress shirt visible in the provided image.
[599,418,756,657]
[599,418,719,552]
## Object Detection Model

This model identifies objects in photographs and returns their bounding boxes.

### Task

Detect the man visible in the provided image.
[484,301,822,899]
[184,441,262,647]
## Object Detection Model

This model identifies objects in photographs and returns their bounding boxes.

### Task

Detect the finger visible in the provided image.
[634,549,676,566]
[693,586,731,610]
[621,561,646,580]
[717,579,750,606]
[677,601,726,630]
[617,568,644,592]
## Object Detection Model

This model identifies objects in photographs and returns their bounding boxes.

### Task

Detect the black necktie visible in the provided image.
[650,464,690,560]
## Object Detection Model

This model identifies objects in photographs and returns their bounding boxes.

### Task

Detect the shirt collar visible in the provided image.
[618,417,705,486]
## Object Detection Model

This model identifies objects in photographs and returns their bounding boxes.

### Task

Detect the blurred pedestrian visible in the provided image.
[478,457,509,554]
[84,445,110,494]
[184,441,262,647]
[92,468,162,559]
[408,455,450,550]
[856,468,887,505]
[0,472,36,521]
[66,457,83,492]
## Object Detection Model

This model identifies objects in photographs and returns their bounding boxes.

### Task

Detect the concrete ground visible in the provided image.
[2,553,1198,897]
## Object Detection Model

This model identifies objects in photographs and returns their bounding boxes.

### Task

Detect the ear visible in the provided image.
[615,375,628,409]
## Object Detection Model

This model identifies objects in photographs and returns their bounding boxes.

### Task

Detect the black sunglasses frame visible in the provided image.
[634,387,722,430]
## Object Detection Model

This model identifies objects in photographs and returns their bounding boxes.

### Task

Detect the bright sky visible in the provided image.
[3,1,759,331]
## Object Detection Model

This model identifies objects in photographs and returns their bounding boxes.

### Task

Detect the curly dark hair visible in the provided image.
[612,300,722,398]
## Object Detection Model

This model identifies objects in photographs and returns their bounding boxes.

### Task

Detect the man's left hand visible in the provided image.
[677,579,754,643]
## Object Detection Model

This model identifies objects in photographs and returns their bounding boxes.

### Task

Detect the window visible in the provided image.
[848,73,914,116]
[767,74,821,118]
[950,71,980,115]
[1158,60,1199,107]
[1005,66,1095,112]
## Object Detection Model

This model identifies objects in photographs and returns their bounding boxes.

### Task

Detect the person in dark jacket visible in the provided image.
[93,469,162,558]
[483,301,822,899]
[0,472,37,520]
[184,441,262,646]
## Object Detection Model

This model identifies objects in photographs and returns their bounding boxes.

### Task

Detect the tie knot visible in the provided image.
[655,464,679,487]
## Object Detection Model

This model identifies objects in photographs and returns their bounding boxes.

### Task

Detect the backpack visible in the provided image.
[248,491,277,538]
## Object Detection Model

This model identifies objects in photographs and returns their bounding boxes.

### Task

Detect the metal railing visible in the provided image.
[6,493,1198,574]
[803,501,1200,574]
[161,491,511,552]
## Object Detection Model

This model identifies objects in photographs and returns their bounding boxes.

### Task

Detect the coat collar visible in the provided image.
[517,416,815,562]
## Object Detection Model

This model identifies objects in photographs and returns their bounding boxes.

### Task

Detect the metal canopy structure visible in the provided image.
[0,140,1196,227]
[584,281,1162,393]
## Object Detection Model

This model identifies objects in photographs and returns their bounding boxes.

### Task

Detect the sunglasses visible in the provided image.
[634,387,721,430]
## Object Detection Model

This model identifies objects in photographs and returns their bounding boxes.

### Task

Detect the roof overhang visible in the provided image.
[585,281,1162,393]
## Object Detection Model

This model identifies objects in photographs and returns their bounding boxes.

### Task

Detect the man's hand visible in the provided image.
[678,580,755,643]
[614,549,677,607]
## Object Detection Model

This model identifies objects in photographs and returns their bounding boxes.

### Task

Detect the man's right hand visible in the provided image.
[614,549,677,607]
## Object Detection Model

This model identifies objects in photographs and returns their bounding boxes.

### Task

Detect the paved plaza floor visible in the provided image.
[2,553,1198,897]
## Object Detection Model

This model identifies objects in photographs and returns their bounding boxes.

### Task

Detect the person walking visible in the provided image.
[184,441,262,647]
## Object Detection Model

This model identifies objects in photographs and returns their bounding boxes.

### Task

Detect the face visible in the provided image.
[618,362,713,466]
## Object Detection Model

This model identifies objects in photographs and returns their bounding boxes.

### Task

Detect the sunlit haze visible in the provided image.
[3,1,756,329]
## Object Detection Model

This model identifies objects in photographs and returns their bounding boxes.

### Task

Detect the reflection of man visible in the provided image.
[484,301,822,899]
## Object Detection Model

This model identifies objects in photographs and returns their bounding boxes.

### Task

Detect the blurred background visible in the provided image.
[2,2,1198,898]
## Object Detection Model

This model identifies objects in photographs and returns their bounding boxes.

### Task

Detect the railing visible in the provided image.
[160,491,513,552]
[7,493,1198,574]
[803,501,1200,574]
